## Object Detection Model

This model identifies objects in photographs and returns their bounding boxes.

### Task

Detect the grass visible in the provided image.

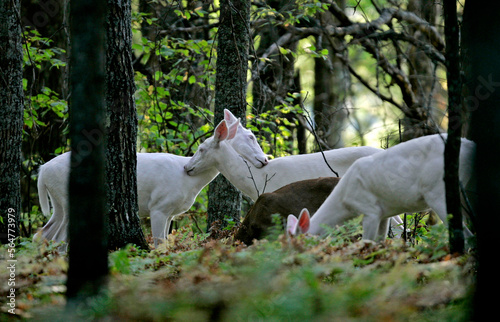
[1,215,476,321]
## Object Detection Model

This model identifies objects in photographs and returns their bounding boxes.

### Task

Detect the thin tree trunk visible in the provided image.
[106,0,149,250]
[66,0,108,305]
[251,0,297,155]
[207,0,250,232]
[443,0,464,254]
[403,0,439,140]
[313,0,347,149]
[0,0,23,243]
[252,0,294,115]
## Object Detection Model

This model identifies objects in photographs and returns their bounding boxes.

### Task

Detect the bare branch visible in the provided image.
[327,1,444,50]
[242,158,261,197]
[299,93,339,177]
[241,157,275,197]
[339,55,404,111]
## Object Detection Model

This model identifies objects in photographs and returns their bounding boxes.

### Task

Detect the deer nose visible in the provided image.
[183,164,193,174]
[259,157,269,167]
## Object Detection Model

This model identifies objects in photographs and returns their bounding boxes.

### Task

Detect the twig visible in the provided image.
[189,212,204,234]
[242,158,261,197]
[299,93,339,177]
[261,173,276,195]
[242,157,275,197]
[460,181,476,228]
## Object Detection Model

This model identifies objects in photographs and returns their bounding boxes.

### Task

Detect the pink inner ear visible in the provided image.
[224,109,236,124]
[215,120,228,141]
[298,209,310,233]
[227,119,239,140]
[286,215,298,235]
[224,109,231,122]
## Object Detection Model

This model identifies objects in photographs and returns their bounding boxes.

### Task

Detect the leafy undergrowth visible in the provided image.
[1,220,476,321]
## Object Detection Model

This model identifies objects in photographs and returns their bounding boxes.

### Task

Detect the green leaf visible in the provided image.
[279,46,289,55]
[110,249,131,274]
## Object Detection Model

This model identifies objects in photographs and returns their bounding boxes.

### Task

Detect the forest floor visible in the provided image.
[1,217,475,321]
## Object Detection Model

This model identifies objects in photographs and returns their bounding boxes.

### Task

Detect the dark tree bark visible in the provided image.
[207,0,250,231]
[105,0,148,250]
[66,0,108,305]
[251,0,299,155]
[0,0,23,244]
[252,0,296,115]
[442,0,464,254]
[403,0,439,140]
[463,1,500,319]
[313,0,347,149]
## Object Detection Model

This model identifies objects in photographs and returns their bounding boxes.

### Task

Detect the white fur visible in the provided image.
[288,134,476,241]
[185,131,383,201]
[34,110,268,246]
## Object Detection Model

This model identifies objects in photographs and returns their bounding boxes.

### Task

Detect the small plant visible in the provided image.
[322,216,363,246]
[412,224,450,262]
[263,213,284,242]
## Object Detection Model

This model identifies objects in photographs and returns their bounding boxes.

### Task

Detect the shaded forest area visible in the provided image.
[2,0,500,320]
[12,0,458,237]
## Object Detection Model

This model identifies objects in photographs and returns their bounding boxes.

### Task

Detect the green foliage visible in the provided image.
[17,2,473,318]
[132,11,217,155]
[321,216,364,245]
[247,97,305,156]
[134,71,213,154]
[24,86,68,132]
[7,224,474,320]
[252,0,330,25]
[19,30,68,237]
[394,212,434,246]
[264,213,284,242]
[22,29,69,141]
[19,27,69,238]
[414,224,450,262]
[22,28,66,70]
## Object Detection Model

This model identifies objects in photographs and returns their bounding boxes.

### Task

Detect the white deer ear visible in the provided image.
[297,208,311,233]
[226,118,240,140]
[214,120,229,143]
[287,214,299,236]
[224,109,238,125]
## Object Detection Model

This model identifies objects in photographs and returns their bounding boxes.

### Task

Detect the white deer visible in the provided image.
[287,134,476,241]
[34,110,268,247]
[184,119,384,201]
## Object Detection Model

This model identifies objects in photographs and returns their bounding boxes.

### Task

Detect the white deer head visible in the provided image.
[185,117,268,176]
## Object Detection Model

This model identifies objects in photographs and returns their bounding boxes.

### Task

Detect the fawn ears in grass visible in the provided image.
[287,208,311,235]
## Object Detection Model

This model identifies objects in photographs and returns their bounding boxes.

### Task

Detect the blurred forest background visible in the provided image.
[18,0,457,237]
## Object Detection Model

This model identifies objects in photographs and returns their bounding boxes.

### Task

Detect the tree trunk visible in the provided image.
[251,0,298,156]
[252,0,296,116]
[313,0,347,149]
[463,0,500,319]
[105,0,149,250]
[0,0,23,244]
[403,0,439,140]
[442,0,464,254]
[66,0,108,305]
[207,0,250,232]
